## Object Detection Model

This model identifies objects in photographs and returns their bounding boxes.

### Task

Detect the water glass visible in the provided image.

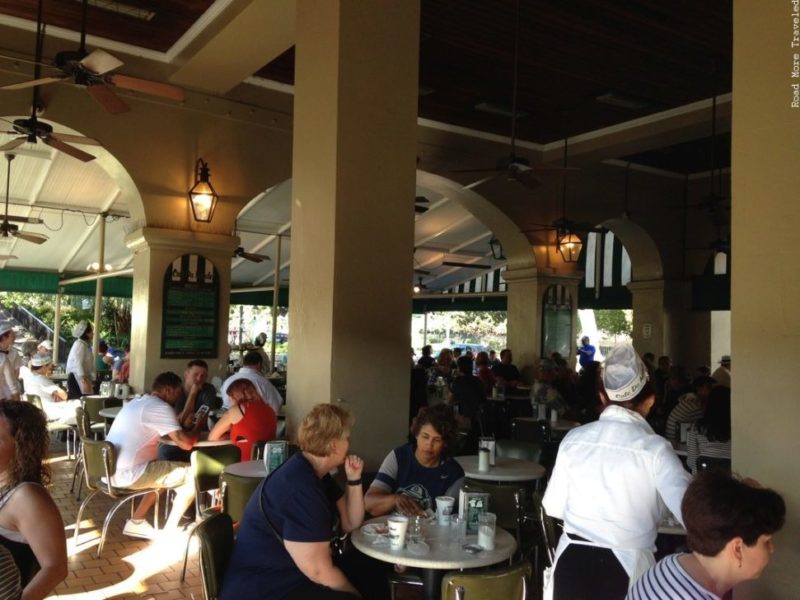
[477,512,496,550]
[449,515,466,546]
[407,516,424,544]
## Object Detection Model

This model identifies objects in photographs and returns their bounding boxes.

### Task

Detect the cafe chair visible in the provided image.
[26,393,77,459]
[220,471,262,524]
[388,571,423,600]
[195,512,235,600]
[441,559,532,600]
[463,479,526,556]
[696,455,731,473]
[250,440,267,460]
[180,445,241,582]
[511,418,550,445]
[71,406,93,500]
[496,439,542,464]
[73,438,161,557]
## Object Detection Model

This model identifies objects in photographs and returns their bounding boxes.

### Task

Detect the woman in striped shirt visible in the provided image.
[685,387,731,474]
[628,471,785,600]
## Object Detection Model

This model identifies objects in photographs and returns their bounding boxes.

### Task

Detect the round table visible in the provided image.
[223,459,267,478]
[159,433,234,448]
[98,406,121,419]
[352,516,516,600]
[455,455,546,482]
[514,416,581,432]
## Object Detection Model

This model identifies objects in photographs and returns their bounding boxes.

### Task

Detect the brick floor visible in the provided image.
[45,440,423,600]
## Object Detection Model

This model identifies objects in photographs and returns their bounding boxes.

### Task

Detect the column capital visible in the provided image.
[502,265,539,283]
[126,226,240,258]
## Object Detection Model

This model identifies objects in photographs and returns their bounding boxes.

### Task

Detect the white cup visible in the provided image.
[387,516,409,549]
[478,512,497,550]
[435,496,455,526]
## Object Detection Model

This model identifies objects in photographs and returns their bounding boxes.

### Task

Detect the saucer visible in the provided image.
[407,540,430,555]
[361,522,388,536]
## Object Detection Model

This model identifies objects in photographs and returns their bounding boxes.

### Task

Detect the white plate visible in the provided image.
[407,540,430,555]
[361,522,388,537]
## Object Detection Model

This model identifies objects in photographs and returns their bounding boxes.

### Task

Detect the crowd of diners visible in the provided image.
[0,316,788,600]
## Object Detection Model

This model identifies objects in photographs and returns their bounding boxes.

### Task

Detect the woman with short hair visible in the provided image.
[0,400,68,599]
[365,404,464,517]
[628,471,785,599]
[221,403,380,599]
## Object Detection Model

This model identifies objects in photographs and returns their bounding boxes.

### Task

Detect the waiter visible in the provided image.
[0,321,19,401]
[542,342,690,599]
[66,320,94,399]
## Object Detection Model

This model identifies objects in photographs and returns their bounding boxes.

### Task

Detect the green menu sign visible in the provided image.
[161,254,219,358]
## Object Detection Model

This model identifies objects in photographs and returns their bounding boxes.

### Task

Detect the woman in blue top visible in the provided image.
[365,404,464,517]
[220,403,374,600]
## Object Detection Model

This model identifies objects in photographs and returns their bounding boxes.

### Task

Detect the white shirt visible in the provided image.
[66,339,94,380]
[543,405,690,577]
[0,353,18,400]
[24,372,61,404]
[106,394,181,487]
[221,366,283,415]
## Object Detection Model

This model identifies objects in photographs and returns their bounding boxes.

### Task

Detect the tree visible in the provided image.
[594,309,632,337]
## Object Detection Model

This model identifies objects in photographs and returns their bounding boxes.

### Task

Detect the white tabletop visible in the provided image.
[455,455,546,482]
[515,416,581,432]
[351,516,516,570]
[98,406,121,418]
[672,441,688,457]
[657,515,686,536]
[159,433,234,448]
[223,459,267,478]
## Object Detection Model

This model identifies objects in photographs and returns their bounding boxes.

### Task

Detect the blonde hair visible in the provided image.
[297,403,354,456]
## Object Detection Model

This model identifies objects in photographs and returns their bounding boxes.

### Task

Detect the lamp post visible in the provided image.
[188,158,218,222]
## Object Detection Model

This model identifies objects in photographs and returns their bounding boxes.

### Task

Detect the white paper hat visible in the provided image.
[0,322,13,337]
[38,340,53,350]
[602,343,649,402]
[30,354,52,368]
[72,320,89,338]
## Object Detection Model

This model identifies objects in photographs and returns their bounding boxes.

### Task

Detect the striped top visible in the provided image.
[0,543,21,599]
[665,393,704,441]
[686,428,731,474]
[627,554,722,600]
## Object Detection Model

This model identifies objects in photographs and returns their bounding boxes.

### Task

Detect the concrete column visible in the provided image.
[503,266,539,381]
[627,279,666,357]
[287,1,420,466]
[126,227,239,393]
[731,3,800,595]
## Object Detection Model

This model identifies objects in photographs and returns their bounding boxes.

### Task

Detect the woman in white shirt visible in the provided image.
[66,320,94,399]
[542,343,691,600]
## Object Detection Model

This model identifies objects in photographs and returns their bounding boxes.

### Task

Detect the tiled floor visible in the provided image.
[46,440,423,600]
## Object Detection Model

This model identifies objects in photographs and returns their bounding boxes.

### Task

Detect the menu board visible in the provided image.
[161,254,219,358]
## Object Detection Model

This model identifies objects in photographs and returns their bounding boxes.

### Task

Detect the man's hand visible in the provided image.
[344,455,363,481]
[394,494,425,517]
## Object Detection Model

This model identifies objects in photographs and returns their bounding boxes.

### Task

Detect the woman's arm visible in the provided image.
[364,487,424,517]
[207,407,241,441]
[13,486,68,600]
[337,455,364,532]
[284,540,359,597]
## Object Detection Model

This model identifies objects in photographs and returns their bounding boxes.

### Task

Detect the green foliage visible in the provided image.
[594,309,632,336]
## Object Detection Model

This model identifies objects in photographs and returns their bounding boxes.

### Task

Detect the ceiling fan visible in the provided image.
[415,195,430,214]
[524,137,606,260]
[1,153,48,245]
[234,246,271,263]
[447,0,578,190]
[0,0,185,114]
[0,2,100,162]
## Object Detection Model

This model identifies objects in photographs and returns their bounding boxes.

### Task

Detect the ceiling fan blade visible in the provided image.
[85,84,130,114]
[238,254,265,263]
[442,261,492,270]
[414,268,431,275]
[110,74,186,101]
[4,215,43,224]
[0,255,18,260]
[1,77,64,91]
[447,166,499,174]
[507,164,543,190]
[50,132,102,146]
[0,138,27,152]
[42,135,96,162]
[12,230,48,244]
[415,205,429,214]
[415,196,430,204]
[80,49,124,75]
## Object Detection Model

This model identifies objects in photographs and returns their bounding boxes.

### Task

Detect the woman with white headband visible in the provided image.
[542,343,691,599]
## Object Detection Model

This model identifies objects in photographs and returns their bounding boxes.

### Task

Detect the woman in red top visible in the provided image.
[475,351,496,395]
[208,379,277,460]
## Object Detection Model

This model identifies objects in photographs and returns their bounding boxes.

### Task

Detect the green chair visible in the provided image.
[26,393,77,458]
[496,439,542,464]
[195,512,235,600]
[221,471,262,524]
[73,438,162,557]
[70,406,93,499]
[441,560,532,600]
[250,440,267,461]
[463,479,526,553]
[180,445,241,582]
[81,395,115,438]
[511,418,550,444]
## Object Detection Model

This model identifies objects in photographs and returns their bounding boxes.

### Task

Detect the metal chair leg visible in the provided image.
[73,490,100,547]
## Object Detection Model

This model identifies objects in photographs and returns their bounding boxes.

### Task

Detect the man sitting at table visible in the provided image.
[25,354,81,424]
[491,348,521,387]
[221,351,283,416]
[106,371,203,539]
[174,359,220,429]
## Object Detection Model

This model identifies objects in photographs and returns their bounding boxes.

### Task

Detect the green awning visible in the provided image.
[0,269,133,298]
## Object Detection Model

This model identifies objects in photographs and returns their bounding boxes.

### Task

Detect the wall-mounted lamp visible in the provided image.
[188,158,218,223]
[557,230,582,263]
[413,277,427,294]
[489,235,506,260]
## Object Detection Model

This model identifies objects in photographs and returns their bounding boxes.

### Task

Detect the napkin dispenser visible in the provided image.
[99,381,113,397]
[113,383,130,400]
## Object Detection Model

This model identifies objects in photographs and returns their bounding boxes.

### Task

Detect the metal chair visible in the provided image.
[70,406,92,499]
[496,439,542,464]
[463,479,527,554]
[73,438,161,557]
[220,471,262,524]
[195,512,235,600]
[696,455,731,473]
[511,418,550,444]
[26,393,77,458]
[441,559,532,599]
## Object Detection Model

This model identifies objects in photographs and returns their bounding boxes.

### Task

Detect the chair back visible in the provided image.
[511,418,550,444]
[191,445,242,512]
[75,406,92,440]
[195,512,235,600]
[25,394,43,410]
[495,439,542,464]
[250,440,267,461]
[221,472,262,523]
[82,396,106,423]
[696,455,731,473]
[533,492,560,565]
[81,439,118,494]
[463,479,525,532]
[441,560,531,600]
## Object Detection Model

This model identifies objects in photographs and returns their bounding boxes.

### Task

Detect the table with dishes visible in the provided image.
[351,515,516,600]
[455,455,546,482]
[223,459,267,479]
[98,406,121,419]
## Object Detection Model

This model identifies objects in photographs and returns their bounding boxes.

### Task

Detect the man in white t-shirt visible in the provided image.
[26,354,81,423]
[221,351,283,415]
[106,371,204,539]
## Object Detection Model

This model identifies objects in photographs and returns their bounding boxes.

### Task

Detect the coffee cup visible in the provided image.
[435,495,455,526]
[387,515,409,549]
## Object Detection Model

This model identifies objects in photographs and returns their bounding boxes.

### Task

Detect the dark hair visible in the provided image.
[697,386,731,442]
[0,400,50,486]
[80,324,93,341]
[475,351,489,367]
[152,371,182,391]
[410,404,458,457]
[456,355,473,375]
[243,351,263,367]
[226,378,259,405]
[682,470,785,556]
[692,375,716,390]
[642,352,655,363]
[98,341,108,352]
[186,359,209,370]
[422,345,432,357]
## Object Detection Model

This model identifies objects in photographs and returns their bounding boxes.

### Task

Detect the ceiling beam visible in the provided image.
[57,189,121,273]
[170,0,295,94]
